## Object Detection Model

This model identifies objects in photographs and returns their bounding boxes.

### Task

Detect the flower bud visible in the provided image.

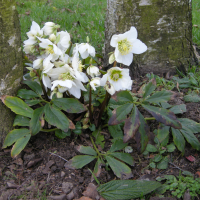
[30,70,36,77]
[109,53,115,64]
[56,92,63,98]
[86,36,89,43]
[49,34,56,42]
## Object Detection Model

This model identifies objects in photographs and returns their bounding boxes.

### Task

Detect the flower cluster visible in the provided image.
[24,22,147,98]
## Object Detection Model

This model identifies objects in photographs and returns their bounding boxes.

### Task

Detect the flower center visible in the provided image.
[118,38,132,55]
[110,69,122,81]
[46,45,54,54]
[59,72,74,81]
[78,62,84,72]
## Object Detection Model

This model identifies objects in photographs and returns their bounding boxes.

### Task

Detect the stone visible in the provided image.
[62,182,74,194]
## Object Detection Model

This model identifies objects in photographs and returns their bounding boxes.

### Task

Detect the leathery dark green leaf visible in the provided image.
[71,155,96,169]
[13,115,30,127]
[52,98,86,113]
[135,111,149,153]
[110,152,134,166]
[178,118,200,134]
[116,90,133,102]
[171,128,185,154]
[145,90,173,103]
[142,78,156,99]
[44,103,69,132]
[23,80,43,95]
[123,105,140,142]
[17,89,39,99]
[97,180,161,200]
[30,106,44,135]
[76,145,97,156]
[142,104,182,129]
[106,156,133,179]
[108,103,133,125]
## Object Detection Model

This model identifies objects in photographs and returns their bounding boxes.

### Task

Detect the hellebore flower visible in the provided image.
[42,22,60,35]
[100,67,132,95]
[87,66,101,78]
[90,77,101,91]
[110,26,147,66]
[78,43,95,59]
[27,21,43,41]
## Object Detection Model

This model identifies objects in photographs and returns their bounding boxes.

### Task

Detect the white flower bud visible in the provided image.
[87,66,101,78]
[49,34,56,42]
[109,53,115,64]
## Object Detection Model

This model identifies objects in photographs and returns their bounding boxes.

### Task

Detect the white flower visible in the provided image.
[42,22,60,35]
[49,34,57,42]
[57,31,71,51]
[43,55,54,73]
[42,73,51,89]
[23,38,36,54]
[87,66,101,78]
[104,81,115,95]
[27,21,43,40]
[33,56,45,69]
[78,43,95,59]
[100,67,132,94]
[109,53,115,64]
[90,77,101,91]
[110,26,147,66]
[38,38,63,61]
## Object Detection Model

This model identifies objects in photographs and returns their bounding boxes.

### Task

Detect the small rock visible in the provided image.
[82,183,99,200]
[61,171,65,178]
[51,165,57,172]
[62,182,73,194]
[66,190,75,200]
[46,160,55,168]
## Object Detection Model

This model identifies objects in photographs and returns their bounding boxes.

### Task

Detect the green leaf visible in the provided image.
[2,96,33,118]
[3,129,30,148]
[171,128,185,154]
[123,105,140,142]
[160,102,172,109]
[97,180,162,200]
[155,184,168,194]
[110,152,134,166]
[92,129,105,149]
[106,156,133,179]
[23,80,43,95]
[52,98,86,113]
[143,78,156,99]
[156,125,170,146]
[180,129,200,151]
[145,90,173,103]
[146,144,157,152]
[142,104,182,129]
[153,154,163,162]
[108,103,133,125]
[169,104,186,114]
[109,139,127,152]
[184,93,200,102]
[71,155,96,169]
[108,124,123,141]
[167,143,176,152]
[116,90,133,102]
[25,99,42,106]
[157,156,169,169]
[182,171,193,177]
[77,145,97,156]
[17,89,39,99]
[30,107,44,135]
[135,111,149,153]
[11,134,31,158]
[178,118,200,134]
[13,115,30,127]
[55,129,71,139]
[44,103,69,132]
[149,162,156,168]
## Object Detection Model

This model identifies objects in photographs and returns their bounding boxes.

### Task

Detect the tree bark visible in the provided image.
[0,0,23,147]
[104,0,198,77]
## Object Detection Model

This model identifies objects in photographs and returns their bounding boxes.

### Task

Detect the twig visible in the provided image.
[49,152,68,162]
[169,162,184,171]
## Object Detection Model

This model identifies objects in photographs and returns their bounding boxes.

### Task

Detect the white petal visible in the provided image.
[117,53,133,66]
[131,39,147,54]
[110,35,119,47]
[42,74,51,89]
[100,74,108,86]
[88,45,95,57]
[80,51,89,59]
[68,87,81,99]
[122,26,138,41]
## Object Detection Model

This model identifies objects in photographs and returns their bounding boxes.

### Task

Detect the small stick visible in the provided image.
[49,152,68,162]
[169,162,184,171]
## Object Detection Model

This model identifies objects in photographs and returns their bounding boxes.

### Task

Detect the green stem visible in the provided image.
[145,117,156,121]
[99,69,106,75]
[41,128,58,132]
[89,86,93,122]
[66,41,73,55]
[97,91,110,128]
[90,136,102,158]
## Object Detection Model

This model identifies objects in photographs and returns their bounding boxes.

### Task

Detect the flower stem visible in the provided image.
[66,41,72,55]
[113,61,117,67]
[145,117,155,121]
[41,128,58,132]
[97,91,110,128]
[89,86,93,122]
[90,136,102,158]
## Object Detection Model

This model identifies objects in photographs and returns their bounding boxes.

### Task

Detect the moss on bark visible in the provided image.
[0,0,23,147]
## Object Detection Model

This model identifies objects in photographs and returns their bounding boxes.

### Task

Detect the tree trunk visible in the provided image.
[0,0,23,147]
[104,0,197,77]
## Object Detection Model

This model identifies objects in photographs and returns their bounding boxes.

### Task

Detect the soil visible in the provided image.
[1,61,200,199]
